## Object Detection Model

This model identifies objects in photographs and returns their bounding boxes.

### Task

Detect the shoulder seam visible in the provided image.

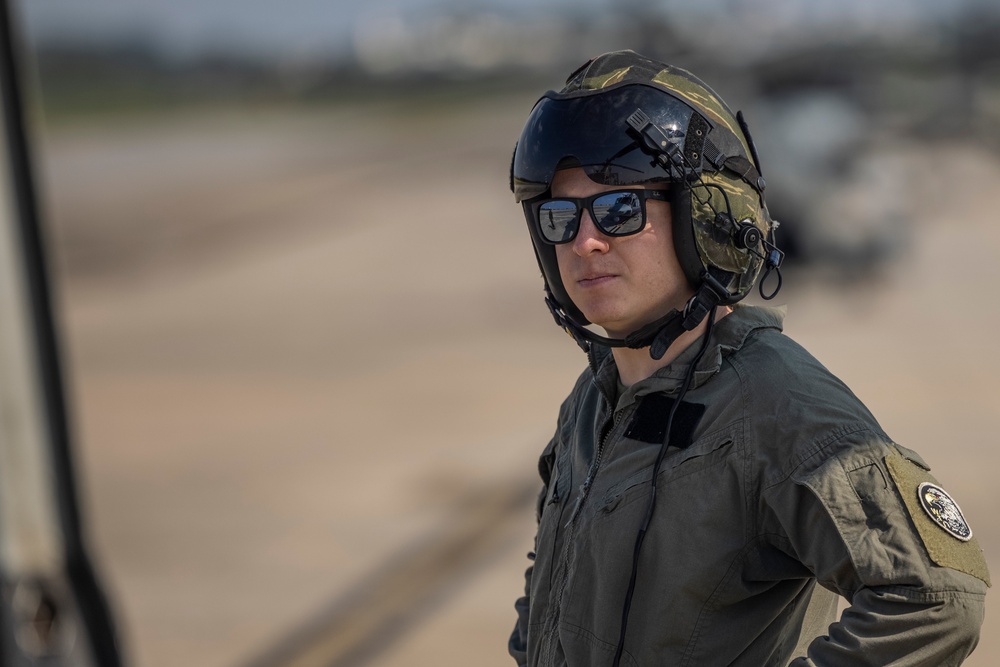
[761,423,889,492]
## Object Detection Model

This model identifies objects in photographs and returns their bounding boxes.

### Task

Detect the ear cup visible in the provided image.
[669,182,705,291]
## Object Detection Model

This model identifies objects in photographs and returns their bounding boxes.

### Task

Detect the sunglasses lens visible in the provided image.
[593,192,643,236]
[537,200,579,243]
[536,191,650,244]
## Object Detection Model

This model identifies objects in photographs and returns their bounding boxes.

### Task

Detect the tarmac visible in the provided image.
[35,95,1000,666]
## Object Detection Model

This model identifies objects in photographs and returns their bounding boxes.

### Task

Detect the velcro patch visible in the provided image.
[885,452,990,586]
[622,394,704,447]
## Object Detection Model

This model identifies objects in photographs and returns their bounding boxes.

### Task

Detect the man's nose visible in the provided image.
[570,210,610,256]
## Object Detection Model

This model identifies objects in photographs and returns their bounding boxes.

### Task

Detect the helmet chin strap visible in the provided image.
[544,275,726,361]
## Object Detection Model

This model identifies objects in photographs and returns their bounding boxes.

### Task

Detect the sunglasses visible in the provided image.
[531,190,669,244]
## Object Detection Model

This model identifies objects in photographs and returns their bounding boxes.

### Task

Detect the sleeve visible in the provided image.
[508,435,558,666]
[508,552,534,666]
[763,434,989,667]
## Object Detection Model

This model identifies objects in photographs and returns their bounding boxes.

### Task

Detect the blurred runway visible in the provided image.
[34,96,1000,666]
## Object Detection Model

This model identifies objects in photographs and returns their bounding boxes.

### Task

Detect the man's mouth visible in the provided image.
[577,274,617,287]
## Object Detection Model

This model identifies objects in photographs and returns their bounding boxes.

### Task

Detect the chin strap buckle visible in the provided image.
[683,273,729,327]
[681,287,716,331]
[649,278,726,361]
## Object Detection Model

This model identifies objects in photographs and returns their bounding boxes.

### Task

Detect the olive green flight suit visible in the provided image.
[509,305,989,666]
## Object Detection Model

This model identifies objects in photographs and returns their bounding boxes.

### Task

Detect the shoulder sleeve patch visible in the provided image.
[885,452,991,587]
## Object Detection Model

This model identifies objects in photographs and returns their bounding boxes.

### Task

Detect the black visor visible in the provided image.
[512,83,702,202]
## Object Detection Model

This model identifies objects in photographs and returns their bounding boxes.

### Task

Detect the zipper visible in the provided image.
[542,400,630,664]
[567,413,616,526]
[568,373,622,525]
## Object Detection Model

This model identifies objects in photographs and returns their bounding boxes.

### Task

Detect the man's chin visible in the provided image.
[585,309,676,340]
[582,315,632,340]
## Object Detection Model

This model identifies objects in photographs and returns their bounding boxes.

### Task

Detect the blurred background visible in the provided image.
[7,0,1000,665]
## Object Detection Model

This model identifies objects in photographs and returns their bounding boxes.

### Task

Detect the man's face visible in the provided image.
[552,168,693,338]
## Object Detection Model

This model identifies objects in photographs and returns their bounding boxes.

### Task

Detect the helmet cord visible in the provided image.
[758,222,784,300]
[611,307,718,667]
[759,263,783,300]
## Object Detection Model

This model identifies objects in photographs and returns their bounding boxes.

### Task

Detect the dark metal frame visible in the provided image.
[0,1,124,664]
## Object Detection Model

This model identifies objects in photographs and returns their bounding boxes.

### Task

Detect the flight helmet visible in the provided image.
[511,50,782,357]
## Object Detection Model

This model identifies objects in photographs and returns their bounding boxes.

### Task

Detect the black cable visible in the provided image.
[759,263,783,300]
[611,308,718,667]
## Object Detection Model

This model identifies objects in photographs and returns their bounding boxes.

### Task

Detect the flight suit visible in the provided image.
[509,305,989,666]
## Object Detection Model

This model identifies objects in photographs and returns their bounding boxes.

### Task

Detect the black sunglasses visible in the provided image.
[531,190,669,244]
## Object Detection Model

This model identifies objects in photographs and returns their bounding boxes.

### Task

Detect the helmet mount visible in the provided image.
[512,51,784,359]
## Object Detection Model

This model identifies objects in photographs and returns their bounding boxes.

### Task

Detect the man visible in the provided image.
[507,50,989,666]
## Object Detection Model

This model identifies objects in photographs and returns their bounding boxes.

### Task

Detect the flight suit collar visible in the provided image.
[592,305,786,410]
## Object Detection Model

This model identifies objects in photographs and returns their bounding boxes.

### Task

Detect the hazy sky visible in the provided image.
[15,0,965,62]
[16,0,603,60]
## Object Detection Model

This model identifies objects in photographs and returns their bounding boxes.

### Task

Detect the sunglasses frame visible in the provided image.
[531,189,670,245]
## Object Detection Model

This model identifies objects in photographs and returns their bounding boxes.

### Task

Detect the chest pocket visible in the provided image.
[597,427,739,516]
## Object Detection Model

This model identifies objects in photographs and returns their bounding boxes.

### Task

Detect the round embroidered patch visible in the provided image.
[917,482,972,542]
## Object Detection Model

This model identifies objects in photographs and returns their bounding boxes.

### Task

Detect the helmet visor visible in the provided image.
[512,83,700,202]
